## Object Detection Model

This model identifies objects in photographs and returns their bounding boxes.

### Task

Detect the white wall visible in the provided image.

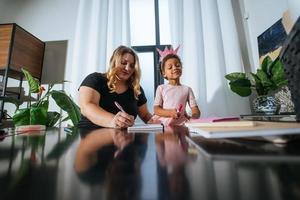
[238,0,288,71]
[287,0,300,22]
[0,0,80,117]
[0,0,79,80]
[0,0,79,41]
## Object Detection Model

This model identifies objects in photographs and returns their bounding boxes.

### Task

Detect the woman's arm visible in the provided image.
[74,130,113,173]
[138,103,153,123]
[79,86,134,128]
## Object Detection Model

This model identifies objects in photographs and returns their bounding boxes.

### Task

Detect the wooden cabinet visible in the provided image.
[0,23,45,122]
[0,23,45,80]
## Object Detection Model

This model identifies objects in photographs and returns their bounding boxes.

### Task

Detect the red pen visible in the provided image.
[177,104,183,113]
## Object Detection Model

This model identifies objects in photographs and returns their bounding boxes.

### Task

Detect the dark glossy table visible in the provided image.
[1,126,300,200]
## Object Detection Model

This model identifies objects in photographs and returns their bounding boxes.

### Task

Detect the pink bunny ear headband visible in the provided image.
[156,45,180,62]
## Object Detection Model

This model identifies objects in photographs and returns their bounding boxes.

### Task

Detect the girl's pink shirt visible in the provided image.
[152,84,198,126]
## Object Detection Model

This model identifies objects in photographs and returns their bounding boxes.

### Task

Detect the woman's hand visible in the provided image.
[111,130,135,157]
[111,112,134,128]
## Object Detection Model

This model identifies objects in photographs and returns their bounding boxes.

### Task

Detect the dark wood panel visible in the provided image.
[10,25,45,79]
[0,24,13,68]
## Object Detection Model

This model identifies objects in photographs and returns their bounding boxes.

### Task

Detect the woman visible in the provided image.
[78,45,152,128]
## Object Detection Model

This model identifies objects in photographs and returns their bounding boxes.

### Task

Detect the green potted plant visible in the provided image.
[225,56,288,114]
[11,69,80,129]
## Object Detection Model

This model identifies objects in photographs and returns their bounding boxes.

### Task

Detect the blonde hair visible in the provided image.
[106,46,141,99]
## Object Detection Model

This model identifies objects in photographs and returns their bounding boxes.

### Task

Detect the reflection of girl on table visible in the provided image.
[155,126,195,200]
[152,46,200,126]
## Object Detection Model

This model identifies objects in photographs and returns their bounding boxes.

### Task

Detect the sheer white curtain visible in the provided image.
[67,0,131,99]
[169,0,250,117]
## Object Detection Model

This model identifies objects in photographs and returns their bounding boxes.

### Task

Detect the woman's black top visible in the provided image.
[78,73,147,128]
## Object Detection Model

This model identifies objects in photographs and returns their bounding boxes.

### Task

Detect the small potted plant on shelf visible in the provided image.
[225,56,288,114]
[11,68,80,131]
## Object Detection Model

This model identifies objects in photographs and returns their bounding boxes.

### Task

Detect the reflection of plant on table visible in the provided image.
[225,56,288,114]
[9,134,45,188]
[11,69,80,127]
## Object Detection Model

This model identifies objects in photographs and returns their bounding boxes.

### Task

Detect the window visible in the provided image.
[130,0,171,112]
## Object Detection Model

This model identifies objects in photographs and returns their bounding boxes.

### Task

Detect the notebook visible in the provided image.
[185,117,254,128]
[127,123,164,133]
[187,121,300,139]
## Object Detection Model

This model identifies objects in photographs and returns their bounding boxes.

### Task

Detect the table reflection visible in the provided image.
[155,126,198,200]
[75,128,148,200]
[1,126,300,200]
[189,136,300,200]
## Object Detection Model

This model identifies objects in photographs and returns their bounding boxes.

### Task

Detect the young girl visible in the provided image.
[151,46,200,126]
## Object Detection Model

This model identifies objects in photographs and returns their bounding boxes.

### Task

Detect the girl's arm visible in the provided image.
[187,88,200,119]
[190,106,201,119]
[154,105,179,119]
[79,86,134,128]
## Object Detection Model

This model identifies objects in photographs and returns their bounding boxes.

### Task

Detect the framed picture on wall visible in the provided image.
[257,18,287,64]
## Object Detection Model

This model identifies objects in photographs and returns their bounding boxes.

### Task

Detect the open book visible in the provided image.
[128,123,164,133]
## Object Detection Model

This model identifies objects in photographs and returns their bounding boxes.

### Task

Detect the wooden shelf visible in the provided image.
[0,23,45,122]
[0,23,45,80]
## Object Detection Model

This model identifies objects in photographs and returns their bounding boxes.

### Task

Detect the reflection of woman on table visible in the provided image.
[74,128,147,200]
[75,128,135,173]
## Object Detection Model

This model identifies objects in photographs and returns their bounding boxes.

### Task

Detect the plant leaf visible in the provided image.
[261,56,272,76]
[256,69,273,88]
[249,73,266,95]
[225,72,246,81]
[46,111,61,127]
[51,90,81,126]
[31,99,48,108]
[21,68,40,93]
[13,108,30,126]
[276,79,288,88]
[61,116,70,122]
[229,79,252,97]
[271,59,288,86]
[30,107,47,125]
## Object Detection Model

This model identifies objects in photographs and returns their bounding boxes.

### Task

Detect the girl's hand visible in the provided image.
[184,111,191,120]
[111,112,134,128]
[169,109,181,119]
